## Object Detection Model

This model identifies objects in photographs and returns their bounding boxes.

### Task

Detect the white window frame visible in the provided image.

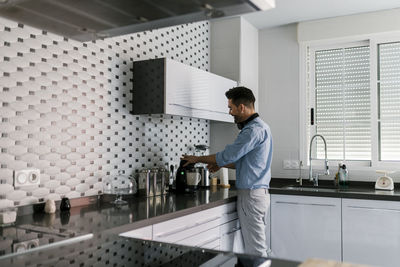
[300,33,400,171]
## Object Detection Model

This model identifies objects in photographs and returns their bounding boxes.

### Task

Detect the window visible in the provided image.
[304,37,400,167]
[378,42,400,161]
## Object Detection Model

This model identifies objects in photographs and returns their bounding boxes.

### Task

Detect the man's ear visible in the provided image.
[239,103,245,113]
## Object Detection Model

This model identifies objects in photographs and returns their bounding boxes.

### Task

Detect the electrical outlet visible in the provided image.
[291,160,300,169]
[283,160,300,169]
[14,169,40,187]
[12,239,39,253]
[283,160,291,169]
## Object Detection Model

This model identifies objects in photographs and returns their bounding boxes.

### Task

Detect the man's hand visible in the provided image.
[207,164,220,173]
[181,154,198,167]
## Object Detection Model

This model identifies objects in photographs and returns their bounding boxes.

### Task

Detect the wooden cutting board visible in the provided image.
[299,258,373,267]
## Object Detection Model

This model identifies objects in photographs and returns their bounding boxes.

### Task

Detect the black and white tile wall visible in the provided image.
[0,17,210,208]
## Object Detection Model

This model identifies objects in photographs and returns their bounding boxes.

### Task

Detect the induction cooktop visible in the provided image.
[0,224,93,260]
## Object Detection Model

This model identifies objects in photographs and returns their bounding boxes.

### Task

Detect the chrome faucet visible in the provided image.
[309,134,329,186]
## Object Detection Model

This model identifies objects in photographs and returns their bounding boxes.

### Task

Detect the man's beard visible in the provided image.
[233,116,239,123]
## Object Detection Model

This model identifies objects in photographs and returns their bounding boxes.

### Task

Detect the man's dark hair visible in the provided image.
[225,86,255,108]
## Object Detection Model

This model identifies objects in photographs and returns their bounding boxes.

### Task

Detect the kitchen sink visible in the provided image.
[281,184,374,193]
[281,185,339,192]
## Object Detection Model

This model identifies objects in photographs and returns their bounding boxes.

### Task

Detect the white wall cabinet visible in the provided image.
[271,194,342,262]
[132,58,236,122]
[342,198,400,267]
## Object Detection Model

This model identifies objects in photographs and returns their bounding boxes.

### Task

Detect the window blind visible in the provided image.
[378,42,400,161]
[314,45,371,161]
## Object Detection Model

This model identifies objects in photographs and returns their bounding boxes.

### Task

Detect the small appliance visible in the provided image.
[375,170,395,191]
[175,160,198,193]
[194,144,210,188]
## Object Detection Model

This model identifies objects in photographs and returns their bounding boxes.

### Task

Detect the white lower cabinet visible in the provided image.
[343,198,400,267]
[119,225,152,240]
[120,202,238,250]
[271,194,341,262]
[219,219,245,253]
[116,195,400,266]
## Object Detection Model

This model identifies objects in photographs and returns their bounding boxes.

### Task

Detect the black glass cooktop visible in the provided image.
[0,223,92,259]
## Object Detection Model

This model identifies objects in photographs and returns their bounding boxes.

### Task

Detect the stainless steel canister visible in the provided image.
[199,167,210,187]
[138,168,151,196]
[150,168,159,196]
[158,167,169,195]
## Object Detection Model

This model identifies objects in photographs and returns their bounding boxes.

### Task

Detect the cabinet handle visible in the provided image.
[197,236,220,247]
[347,205,400,212]
[156,216,221,238]
[226,227,241,235]
[169,103,229,115]
[275,201,336,207]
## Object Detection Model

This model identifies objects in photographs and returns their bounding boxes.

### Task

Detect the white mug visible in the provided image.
[186,172,201,186]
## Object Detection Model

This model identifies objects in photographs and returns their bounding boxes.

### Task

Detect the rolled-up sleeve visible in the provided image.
[216,128,260,167]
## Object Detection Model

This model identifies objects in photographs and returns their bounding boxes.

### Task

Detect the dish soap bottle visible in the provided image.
[339,163,348,187]
[334,165,340,187]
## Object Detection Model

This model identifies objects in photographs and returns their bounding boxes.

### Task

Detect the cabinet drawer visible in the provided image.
[201,237,221,250]
[153,208,222,243]
[220,202,237,225]
[220,219,240,236]
[153,203,235,242]
[179,226,220,248]
[119,225,152,240]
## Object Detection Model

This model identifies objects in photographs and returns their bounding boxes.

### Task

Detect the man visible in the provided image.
[182,86,273,257]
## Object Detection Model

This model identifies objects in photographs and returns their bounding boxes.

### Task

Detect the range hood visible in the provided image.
[0,0,275,42]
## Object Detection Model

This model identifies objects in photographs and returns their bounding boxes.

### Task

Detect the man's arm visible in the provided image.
[181,154,235,171]
[181,154,217,165]
[224,163,235,169]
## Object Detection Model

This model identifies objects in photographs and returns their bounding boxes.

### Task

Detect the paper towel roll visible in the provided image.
[221,167,229,185]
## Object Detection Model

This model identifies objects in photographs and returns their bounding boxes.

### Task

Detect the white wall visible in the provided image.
[259,9,400,182]
[258,24,300,179]
[298,8,400,42]
[240,18,259,108]
[210,17,259,181]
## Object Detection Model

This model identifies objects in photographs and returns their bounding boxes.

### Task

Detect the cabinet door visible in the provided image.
[343,198,400,267]
[271,195,341,262]
[165,58,235,122]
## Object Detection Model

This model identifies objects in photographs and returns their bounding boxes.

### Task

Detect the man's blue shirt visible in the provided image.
[215,117,273,189]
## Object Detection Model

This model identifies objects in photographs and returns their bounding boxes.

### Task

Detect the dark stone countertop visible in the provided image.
[2,178,400,266]
[269,178,400,201]
[6,186,237,240]
[0,186,300,266]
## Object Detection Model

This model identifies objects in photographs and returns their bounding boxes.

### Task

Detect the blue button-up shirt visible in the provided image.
[215,117,273,189]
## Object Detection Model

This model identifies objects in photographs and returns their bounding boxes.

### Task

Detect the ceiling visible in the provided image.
[243,0,400,29]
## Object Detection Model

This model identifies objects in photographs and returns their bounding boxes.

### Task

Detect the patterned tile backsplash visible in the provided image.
[0,17,210,208]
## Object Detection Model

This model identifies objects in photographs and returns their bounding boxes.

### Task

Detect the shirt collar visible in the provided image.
[237,113,259,130]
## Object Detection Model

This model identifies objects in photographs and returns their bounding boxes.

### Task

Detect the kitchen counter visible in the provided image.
[269,178,400,201]
[0,186,301,266]
[2,179,399,266]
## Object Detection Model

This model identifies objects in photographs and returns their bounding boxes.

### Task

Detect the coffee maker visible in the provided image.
[175,160,200,193]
